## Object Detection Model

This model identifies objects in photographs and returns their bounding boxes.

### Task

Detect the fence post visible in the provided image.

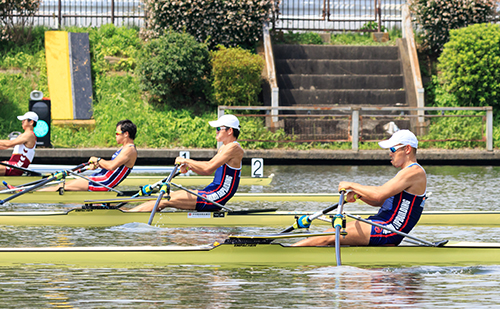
[111,0,115,24]
[352,108,359,151]
[58,0,62,29]
[486,107,493,151]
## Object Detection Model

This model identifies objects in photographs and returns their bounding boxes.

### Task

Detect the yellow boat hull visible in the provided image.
[0,242,499,268]
[1,174,273,187]
[0,191,342,204]
[0,209,499,227]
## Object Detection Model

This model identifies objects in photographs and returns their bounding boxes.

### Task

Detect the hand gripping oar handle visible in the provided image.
[279,200,341,234]
[0,162,42,176]
[0,162,90,205]
[147,165,179,225]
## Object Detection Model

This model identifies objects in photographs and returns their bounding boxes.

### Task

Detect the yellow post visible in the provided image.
[45,31,74,120]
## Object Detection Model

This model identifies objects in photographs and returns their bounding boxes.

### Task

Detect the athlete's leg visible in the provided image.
[38,178,89,191]
[127,190,198,212]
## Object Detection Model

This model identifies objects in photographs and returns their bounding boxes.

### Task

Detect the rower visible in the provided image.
[293,129,427,247]
[38,119,137,192]
[0,112,38,176]
[128,114,243,212]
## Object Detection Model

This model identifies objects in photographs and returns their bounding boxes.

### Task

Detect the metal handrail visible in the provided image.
[218,105,494,151]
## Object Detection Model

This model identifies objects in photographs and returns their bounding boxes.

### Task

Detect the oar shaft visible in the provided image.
[335,190,345,266]
[0,162,42,176]
[147,165,178,225]
[0,163,89,205]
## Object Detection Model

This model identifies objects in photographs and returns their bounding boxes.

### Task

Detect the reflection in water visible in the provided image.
[2,266,500,307]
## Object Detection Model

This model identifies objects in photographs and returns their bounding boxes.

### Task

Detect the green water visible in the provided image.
[1,165,500,307]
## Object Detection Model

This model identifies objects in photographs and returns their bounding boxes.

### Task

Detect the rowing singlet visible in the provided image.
[196,163,241,211]
[4,133,36,176]
[88,148,133,191]
[367,163,426,246]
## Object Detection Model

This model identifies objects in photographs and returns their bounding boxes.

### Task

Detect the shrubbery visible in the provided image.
[136,31,212,109]
[438,23,500,112]
[211,46,264,106]
[409,0,496,57]
[141,0,276,50]
[0,0,40,43]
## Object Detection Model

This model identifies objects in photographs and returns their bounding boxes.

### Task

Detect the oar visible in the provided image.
[344,213,448,247]
[147,165,179,225]
[0,162,43,176]
[334,190,346,266]
[0,163,90,205]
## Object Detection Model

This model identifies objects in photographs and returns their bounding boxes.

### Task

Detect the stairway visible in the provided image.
[273,45,408,140]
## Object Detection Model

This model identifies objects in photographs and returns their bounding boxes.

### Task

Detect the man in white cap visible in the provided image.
[294,129,427,247]
[0,112,38,176]
[129,114,244,212]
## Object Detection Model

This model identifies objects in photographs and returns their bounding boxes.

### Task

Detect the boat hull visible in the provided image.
[0,242,499,268]
[0,209,499,227]
[0,191,342,204]
[1,175,273,187]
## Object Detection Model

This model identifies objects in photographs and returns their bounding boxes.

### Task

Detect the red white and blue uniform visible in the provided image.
[88,148,132,191]
[4,133,36,176]
[196,163,241,211]
[367,163,426,246]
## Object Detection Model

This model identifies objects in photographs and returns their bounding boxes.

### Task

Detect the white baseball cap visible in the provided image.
[209,114,240,130]
[17,111,39,122]
[378,129,418,149]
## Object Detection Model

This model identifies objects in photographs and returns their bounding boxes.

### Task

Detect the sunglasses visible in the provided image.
[216,127,227,132]
[390,145,406,153]
[115,130,123,136]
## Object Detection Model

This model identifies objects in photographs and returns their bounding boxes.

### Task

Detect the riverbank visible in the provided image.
[3,148,499,166]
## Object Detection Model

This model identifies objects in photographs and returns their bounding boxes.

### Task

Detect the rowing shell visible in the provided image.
[0,241,499,268]
[0,191,343,204]
[0,208,499,227]
[1,174,274,187]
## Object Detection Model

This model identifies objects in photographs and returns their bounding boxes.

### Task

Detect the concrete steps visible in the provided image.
[273,44,409,138]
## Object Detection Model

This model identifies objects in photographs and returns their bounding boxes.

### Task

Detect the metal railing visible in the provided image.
[23,0,145,29]
[274,0,405,32]
[218,106,494,151]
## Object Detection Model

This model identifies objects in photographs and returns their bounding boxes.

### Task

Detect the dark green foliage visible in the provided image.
[438,23,500,112]
[136,31,212,109]
[142,0,276,50]
[273,31,324,45]
[211,46,264,106]
[409,0,496,57]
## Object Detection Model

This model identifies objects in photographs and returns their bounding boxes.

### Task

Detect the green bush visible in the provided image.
[141,0,276,50]
[212,46,264,106]
[409,0,495,57]
[136,31,212,109]
[438,23,500,114]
